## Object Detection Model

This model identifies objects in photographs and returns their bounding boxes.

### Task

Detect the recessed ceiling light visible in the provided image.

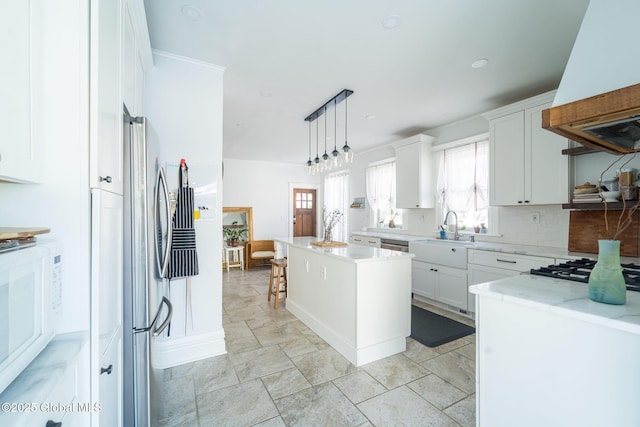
[181,5,203,21]
[365,114,376,120]
[382,14,401,30]
[259,91,272,98]
[471,58,489,69]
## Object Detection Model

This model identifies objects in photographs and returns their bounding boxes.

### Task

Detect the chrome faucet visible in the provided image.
[443,211,460,241]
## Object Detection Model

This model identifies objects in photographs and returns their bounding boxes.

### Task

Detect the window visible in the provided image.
[323,170,349,242]
[366,160,402,227]
[436,138,489,232]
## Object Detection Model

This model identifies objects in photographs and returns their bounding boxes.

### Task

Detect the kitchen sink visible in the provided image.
[409,239,469,268]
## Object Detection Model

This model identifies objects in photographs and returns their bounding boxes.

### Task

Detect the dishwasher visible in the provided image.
[380,238,409,252]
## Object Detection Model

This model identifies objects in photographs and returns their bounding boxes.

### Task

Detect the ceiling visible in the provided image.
[144,0,590,165]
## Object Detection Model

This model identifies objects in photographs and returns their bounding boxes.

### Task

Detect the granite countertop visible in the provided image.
[275,236,414,263]
[470,275,640,335]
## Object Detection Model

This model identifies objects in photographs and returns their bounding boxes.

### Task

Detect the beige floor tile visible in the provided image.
[275,382,367,426]
[229,345,294,382]
[362,353,430,389]
[357,386,459,426]
[404,338,441,363]
[332,371,388,404]
[291,346,358,385]
[193,355,240,395]
[422,352,476,394]
[443,394,476,427]
[197,379,279,427]
[454,343,476,361]
[154,375,196,421]
[156,410,198,427]
[278,336,319,358]
[407,374,467,410]
[261,367,312,400]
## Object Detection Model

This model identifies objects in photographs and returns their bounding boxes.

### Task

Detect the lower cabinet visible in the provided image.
[467,249,555,313]
[412,261,467,311]
[350,235,381,248]
[90,189,123,427]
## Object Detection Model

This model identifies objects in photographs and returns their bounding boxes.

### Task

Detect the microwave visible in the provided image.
[0,240,62,394]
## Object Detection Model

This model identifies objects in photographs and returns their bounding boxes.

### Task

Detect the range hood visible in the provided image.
[542,83,640,155]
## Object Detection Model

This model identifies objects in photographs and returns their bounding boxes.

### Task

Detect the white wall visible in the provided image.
[554,0,640,105]
[144,51,225,367]
[222,158,321,239]
[0,0,90,334]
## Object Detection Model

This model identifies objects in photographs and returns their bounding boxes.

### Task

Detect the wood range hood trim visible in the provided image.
[542,83,640,155]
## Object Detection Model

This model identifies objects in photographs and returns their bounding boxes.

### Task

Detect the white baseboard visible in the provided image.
[151,328,226,369]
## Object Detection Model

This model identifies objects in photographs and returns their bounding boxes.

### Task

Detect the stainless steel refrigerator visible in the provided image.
[123,108,173,426]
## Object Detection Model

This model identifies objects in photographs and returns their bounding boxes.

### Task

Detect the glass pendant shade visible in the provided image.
[342,143,353,163]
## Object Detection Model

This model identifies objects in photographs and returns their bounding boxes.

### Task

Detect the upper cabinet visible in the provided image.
[483,91,569,206]
[90,0,124,193]
[122,0,149,116]
[0,1,42,183]
[394,134,436,209]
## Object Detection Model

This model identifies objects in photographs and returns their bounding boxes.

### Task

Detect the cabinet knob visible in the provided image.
[518,200,523,204]
[524,200,530,203]
[100,364,113,375]
[99,175,112,183]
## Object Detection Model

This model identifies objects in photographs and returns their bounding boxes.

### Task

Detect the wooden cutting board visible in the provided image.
[0,227,50,240]
[310,241,348,247]
[568,211,638,256]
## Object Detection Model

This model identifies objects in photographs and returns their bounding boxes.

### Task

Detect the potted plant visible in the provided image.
[223,222,247,247]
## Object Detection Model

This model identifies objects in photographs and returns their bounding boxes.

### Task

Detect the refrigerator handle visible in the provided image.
[154,167,172,278]
[133,296,173,335]
[153,296,173,336]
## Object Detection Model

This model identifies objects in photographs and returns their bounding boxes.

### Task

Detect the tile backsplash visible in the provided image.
[358,205,571,250]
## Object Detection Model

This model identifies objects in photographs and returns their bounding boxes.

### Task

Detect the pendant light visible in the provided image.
[331,98,340,168]
[303,89,354,171]
[321,105,329,172]
[306,120,313,175]
[314,118,320,174]
[342,94,353,164]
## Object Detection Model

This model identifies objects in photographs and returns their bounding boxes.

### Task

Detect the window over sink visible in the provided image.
[436,136,490,233]
[366,159,403,228]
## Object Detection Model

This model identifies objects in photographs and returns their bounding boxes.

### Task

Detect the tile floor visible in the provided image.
[154,266,477,426]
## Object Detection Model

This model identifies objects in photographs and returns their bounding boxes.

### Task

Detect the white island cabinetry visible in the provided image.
[471,276,640,427]
[280,237,413,366]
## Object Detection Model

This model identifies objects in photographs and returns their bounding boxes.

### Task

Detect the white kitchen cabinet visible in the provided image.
[90,189,123,427]
[394,134,435,208]
[90,0,124,193]
[484,91,568,206]
[350,235,381,248]
[0,0,42,183]
[467,249,554,313]
[412,261,467,310]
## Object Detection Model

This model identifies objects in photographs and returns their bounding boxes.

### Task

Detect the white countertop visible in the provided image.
[470,275,640,335]
[275,236,414,263]
[353,230,640,263]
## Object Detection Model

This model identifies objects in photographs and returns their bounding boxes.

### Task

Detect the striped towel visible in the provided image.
[168,186,199,279]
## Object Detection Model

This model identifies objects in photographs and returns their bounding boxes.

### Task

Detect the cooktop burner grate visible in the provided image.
[530,258,640,292]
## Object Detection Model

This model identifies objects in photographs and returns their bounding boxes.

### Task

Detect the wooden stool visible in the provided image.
[268,258,288,309]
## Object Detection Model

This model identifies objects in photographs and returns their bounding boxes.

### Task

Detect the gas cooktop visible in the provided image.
[530,258,640,292]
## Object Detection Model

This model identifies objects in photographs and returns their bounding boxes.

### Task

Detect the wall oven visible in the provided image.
[0,241,62,393]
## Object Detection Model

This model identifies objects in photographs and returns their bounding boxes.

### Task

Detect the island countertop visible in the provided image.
[470,274,640,335]
[275,236,414,263]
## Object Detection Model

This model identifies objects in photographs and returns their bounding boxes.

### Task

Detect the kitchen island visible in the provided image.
[275,237,414,366]
[471,275,640,427]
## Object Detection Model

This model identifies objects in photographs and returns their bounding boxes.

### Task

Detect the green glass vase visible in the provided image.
[588,240,626,305]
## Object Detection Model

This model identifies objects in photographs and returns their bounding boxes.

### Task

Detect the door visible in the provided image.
[293,188,316,237]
